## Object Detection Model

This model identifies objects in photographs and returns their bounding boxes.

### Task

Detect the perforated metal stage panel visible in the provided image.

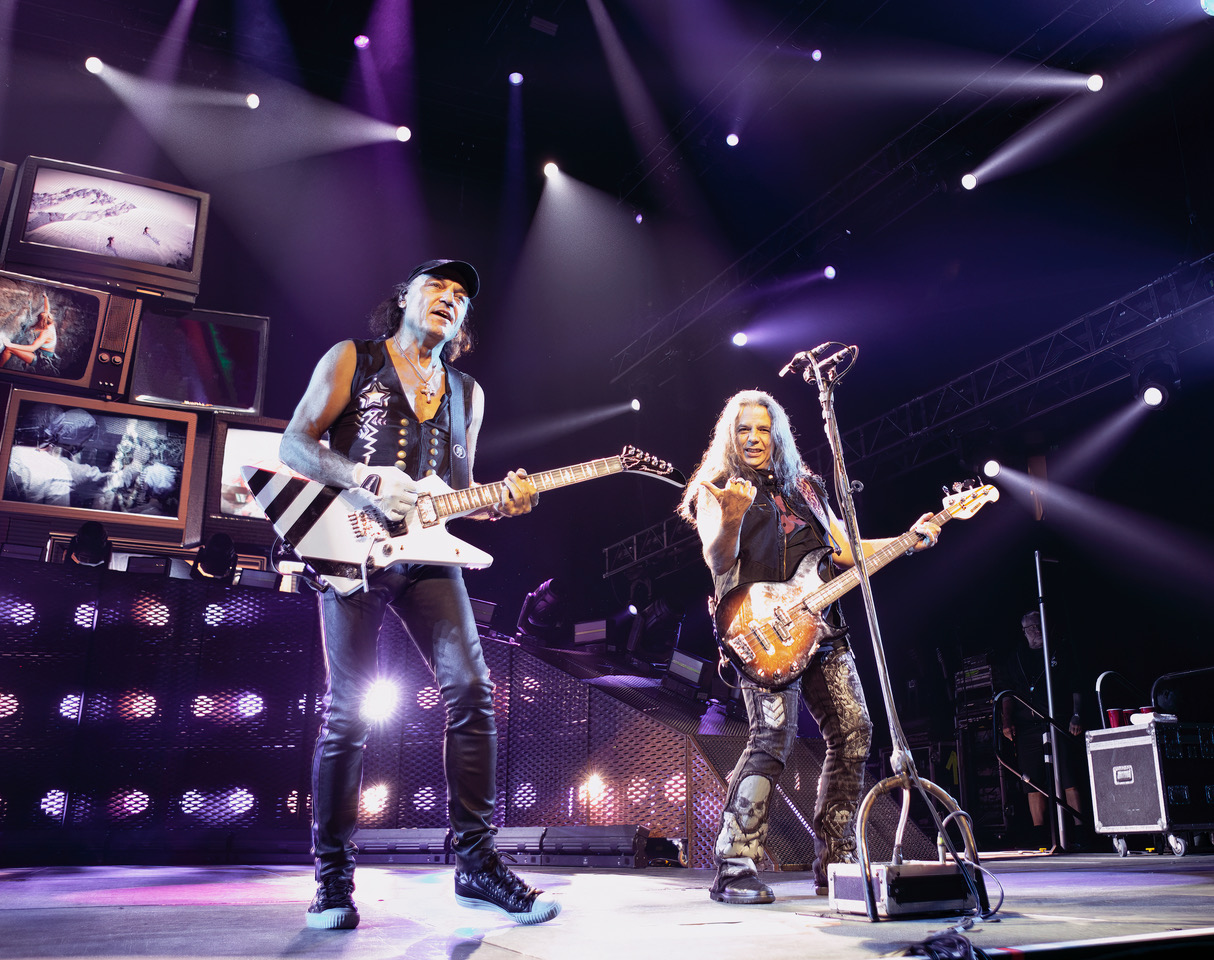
[0,558,934,868]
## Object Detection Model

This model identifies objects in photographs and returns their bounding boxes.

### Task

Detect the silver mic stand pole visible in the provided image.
[793,347,985,922]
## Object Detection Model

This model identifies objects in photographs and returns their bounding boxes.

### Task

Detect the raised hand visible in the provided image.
[701,476,757,527]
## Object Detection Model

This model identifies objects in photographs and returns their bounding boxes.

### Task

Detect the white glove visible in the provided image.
[352,463,417,520]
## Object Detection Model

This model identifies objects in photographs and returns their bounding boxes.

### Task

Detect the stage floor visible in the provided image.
[1,850,1212,959]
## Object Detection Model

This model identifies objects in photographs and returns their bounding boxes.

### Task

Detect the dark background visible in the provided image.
[2,0,1213,751]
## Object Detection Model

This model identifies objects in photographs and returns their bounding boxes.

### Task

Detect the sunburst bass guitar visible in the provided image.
[241,445,684,596]
[714,482,999,687]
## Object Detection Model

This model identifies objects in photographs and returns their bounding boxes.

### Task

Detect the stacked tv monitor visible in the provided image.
[0,155,275,554]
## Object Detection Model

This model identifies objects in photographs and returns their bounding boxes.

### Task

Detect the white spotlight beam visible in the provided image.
[96,65,409,179]
[478,403,639,456]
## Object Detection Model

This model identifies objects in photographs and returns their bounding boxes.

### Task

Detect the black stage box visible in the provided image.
[1086,722,1214,845]
[540,825,649,868]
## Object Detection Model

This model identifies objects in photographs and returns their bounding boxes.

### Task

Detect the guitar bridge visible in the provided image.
[727,636,757,664]
[348,511,379,539]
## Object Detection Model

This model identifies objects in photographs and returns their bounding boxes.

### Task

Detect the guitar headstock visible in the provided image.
[942,479,999,518]
[620,445,687,487]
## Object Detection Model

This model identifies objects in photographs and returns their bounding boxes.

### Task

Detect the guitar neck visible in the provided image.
[809,506,953,609]
[429,457,625,519]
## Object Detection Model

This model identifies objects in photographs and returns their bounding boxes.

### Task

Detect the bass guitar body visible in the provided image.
[713,548,846,688]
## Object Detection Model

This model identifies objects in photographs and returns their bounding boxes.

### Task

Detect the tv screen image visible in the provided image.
[0,272,108,385]
[2,157,210,304]
[23,166,199,271]
[129,307,269,415]
[216,423,285,521]
[0,388,196,538]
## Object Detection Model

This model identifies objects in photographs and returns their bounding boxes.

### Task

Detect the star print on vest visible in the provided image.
[356,379,390,462]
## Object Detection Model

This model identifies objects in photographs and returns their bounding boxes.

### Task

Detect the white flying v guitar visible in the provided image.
[241,446,685,596]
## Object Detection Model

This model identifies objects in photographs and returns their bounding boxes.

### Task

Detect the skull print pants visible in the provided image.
[715,644,872,886]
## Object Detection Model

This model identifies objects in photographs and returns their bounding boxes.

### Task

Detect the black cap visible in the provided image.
[404,259,480,299]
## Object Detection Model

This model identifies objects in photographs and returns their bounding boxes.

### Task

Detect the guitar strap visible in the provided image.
[446,367,470,490]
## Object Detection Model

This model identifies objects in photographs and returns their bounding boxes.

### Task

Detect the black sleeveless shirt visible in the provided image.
[326,339,476,486]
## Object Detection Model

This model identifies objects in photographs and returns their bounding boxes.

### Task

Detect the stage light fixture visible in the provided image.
[416,685,441,709]
[812,49,823,61]
[361,677,400,722]
[961,173,977,190]
[362,783,390,815]
[66,521,111,568]
[1087,74,1104,92]
[0,693,17,719]
[513,782,538,808]
[353,34,370,49]
[982,459,1002,478]
[543,162,559,177]
[59,694,83,720]
[726,133,740,147]
[509,71,524,85]
[1141,385,1165,407]
[41,790,67,819]
[395,125,411,142]
[1132,352,1180,410]
[245,93,260,109]
[412,785,439,811]
[516,578,570,645]
[631,398,641,411]
[192,533,238,584]
[732,332,748,346]
[824,265,837,279]
[1203,0,1213,16]
[236,692,265,718]
[634,212,643,224]
[84,57,103,74]
[227,788,255,815]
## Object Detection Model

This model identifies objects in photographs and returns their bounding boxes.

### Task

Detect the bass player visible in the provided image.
[677,389,941,903]
[279,259,559,929]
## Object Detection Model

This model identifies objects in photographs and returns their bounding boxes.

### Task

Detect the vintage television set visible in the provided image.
[127,305,269,415]
[0,387,198,543]
[0,270,141,396]
[203,414,293,549]
[0,161,16,226]
[0,156,210,306]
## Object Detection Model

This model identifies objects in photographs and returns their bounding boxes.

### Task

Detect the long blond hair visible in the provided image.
[677,390,819,524]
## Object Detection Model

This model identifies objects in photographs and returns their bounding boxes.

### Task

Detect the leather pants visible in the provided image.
[715,644,872,886]
[311,564,497,881]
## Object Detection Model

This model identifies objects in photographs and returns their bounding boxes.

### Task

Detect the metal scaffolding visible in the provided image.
[603,253,1214,578]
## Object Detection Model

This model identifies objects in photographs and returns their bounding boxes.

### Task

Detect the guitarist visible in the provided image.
[677,390,941,903]
[279,259,559,928]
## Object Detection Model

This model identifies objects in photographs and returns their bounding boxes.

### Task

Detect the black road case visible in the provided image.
[1085,721,1214,856]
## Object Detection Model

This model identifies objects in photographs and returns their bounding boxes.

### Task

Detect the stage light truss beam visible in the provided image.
[602,513,697,580]
[603,253,1214,575]
[817,254,1214,479]
[609,2,1134,384]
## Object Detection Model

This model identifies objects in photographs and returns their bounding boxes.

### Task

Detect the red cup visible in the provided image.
[1122,709,1138,725]
[1106,708,1123,728]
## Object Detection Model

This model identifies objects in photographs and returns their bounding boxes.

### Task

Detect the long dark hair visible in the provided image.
[678,390,822,524]
[368,279,475,361]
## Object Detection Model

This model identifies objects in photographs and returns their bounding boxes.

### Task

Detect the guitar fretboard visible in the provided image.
[429,457,625,519]
[806,506,954,610]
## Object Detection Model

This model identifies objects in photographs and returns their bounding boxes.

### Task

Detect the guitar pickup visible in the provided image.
[771,607,795,646]
[415,496,438,527]
[727,636,757,664]
[747,621,775,656]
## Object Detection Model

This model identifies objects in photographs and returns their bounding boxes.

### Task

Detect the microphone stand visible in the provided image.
[793,349,986,922]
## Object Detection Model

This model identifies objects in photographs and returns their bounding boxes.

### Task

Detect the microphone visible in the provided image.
[778,342,834,377]
[818,345,857,368]
[777,343,856,377]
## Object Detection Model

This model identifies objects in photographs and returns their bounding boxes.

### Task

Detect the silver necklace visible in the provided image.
[395,341,442,400]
